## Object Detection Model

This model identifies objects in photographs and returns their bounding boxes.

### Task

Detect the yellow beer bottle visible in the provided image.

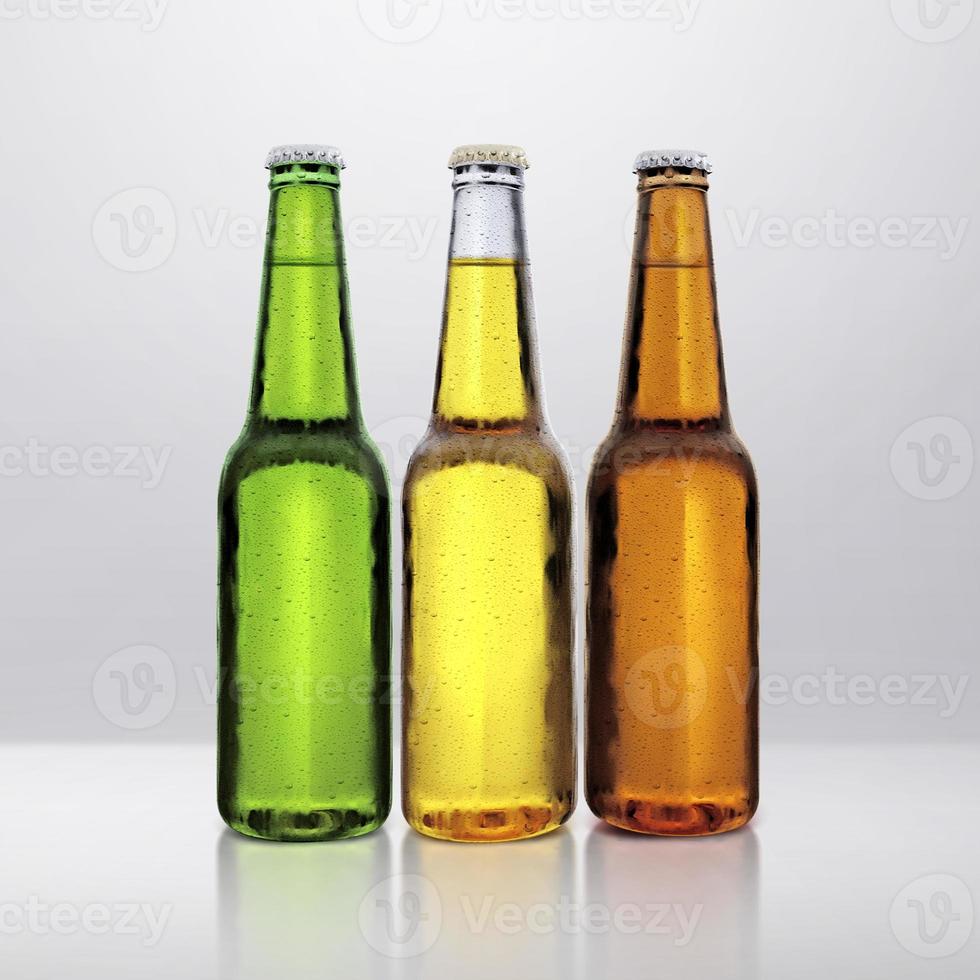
[586,151,759,835]
[402,145,576,842]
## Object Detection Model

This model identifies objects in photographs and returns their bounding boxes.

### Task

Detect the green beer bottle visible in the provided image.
[218,145,391,841]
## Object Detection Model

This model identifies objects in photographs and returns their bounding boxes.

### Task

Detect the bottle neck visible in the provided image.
[617,169,729,429]
[249,165,361,426]
[433,165,542,430]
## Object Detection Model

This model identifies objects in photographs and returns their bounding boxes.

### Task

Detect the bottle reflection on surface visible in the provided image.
[398,828,576,976]
[217,828,393,980]
[583,823,759,976]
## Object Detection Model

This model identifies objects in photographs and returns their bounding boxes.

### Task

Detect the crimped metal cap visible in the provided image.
[265,144,345,169]
[633,149,711,173]
[449,144,529,170]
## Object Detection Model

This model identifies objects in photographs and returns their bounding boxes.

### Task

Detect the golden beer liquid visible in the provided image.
[586,170,759,835]
[403,258,575,842]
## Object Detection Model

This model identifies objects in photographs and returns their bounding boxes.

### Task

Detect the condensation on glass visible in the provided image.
[218,146,391,842]
[401,145,576,842]
[586,151,759,835]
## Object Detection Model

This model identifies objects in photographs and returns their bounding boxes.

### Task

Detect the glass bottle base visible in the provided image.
[405,801,572,843]
[589,794,756,836]
[219,803,387,842]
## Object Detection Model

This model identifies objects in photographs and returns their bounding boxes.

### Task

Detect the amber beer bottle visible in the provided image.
[402,145,575,842]
[586,151,758,835]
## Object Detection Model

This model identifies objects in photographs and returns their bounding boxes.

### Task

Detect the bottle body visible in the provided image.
[218,156,390,841]
[402,158,575,842]
[586,163,758,835]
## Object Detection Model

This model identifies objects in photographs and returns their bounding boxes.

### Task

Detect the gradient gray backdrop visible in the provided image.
[1,0,976,747]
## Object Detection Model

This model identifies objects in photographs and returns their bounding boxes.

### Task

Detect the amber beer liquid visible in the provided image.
[586,151,759,835]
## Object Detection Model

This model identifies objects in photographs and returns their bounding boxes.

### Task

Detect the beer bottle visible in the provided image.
[402,145,575,842]
[586,151,759,835]
[218,145,391,841]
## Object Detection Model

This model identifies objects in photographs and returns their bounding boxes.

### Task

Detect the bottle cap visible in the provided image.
[633,149,711,173]
[448,144,529,170]
[265,144,345,169]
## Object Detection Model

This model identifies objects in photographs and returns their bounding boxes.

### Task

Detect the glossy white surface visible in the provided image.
[2,741,976,977]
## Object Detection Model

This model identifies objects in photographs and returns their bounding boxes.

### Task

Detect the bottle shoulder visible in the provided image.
[221,423,389,496]
[405,426,572,493]
[589,424,755,493]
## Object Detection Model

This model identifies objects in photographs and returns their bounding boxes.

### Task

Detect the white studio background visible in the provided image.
[0,0,977,749]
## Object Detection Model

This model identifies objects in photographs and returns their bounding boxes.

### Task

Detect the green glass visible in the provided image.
[218,153,391,841]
